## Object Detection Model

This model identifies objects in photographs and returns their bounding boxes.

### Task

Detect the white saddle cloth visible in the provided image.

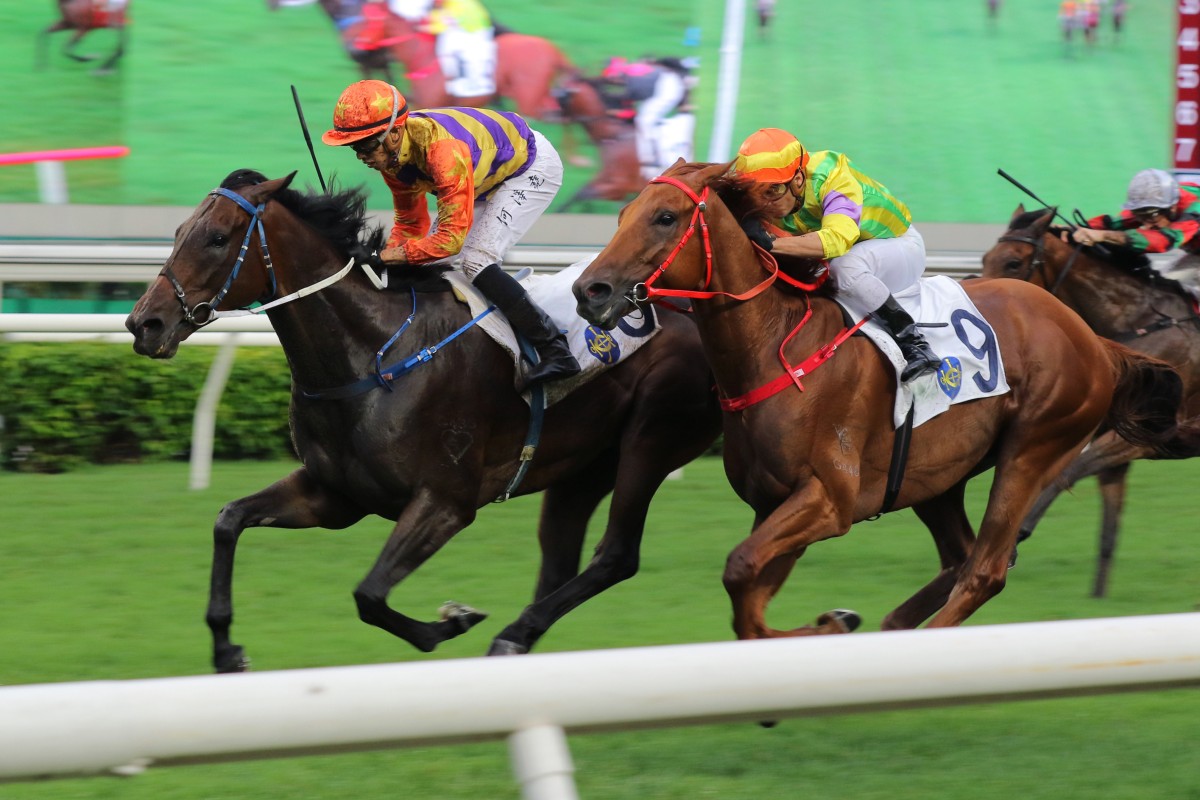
[838,275,1011,428]
[444,256,661,406]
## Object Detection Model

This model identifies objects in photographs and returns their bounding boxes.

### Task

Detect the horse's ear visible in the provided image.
[1011,203,1026,222]
[698,160,732,184]
[1033,206,1056,233]
[246,171,298,203]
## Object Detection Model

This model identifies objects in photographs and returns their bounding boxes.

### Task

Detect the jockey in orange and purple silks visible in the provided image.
[322,79,579,388]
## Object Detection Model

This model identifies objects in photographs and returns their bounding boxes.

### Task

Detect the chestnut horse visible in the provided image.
[981,205,1200,596]
[573,162,1186,639]
[125,169,721,671]
[38,0,127,73]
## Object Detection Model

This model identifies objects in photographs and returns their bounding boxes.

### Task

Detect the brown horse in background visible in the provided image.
[981,205,1200,596]
[124,169,721,671]
[555,77,647,211]
[573,162,1186,640]
[38,0,128,73]
[286,0,576,119]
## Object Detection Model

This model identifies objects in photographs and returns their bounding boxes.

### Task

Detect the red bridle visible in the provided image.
[638,175,866,411]
[634,175,828,305]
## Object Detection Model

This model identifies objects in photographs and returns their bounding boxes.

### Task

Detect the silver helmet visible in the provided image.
[1123,168,1180,211]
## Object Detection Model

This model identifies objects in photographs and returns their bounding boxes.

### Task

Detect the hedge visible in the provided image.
[0,342,294,473]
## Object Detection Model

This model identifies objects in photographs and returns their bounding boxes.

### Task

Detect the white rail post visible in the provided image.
[190,336,239,490]
[508,723,580,800]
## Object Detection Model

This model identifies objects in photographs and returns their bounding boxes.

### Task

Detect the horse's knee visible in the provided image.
[962,569,1006,601]
[721,546,759,596]
[353,585,387,625]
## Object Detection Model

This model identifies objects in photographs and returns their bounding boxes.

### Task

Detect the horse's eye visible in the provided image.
[653,211,677,226]
[1005,259,1022,273]
[209,233,229,248]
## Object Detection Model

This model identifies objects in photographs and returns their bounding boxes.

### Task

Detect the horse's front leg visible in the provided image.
[208,468,365,673]
[352,487,485,653]
[97,26,126,73]
[63,30,94,62]
[723,480,859,639]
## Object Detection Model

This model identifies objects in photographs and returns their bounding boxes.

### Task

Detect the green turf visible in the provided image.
[0,1,1174,221]
[1,456,1197,798]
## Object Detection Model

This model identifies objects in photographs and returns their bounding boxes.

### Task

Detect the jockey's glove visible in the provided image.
[741,218,775,251]
[350,243,385,271]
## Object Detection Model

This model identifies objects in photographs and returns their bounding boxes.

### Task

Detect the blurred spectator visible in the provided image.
[756,0,776,40]
[599,56,697,180]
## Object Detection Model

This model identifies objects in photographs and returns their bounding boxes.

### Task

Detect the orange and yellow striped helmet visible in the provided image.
[321,80,409,146]
[733,128,809,183]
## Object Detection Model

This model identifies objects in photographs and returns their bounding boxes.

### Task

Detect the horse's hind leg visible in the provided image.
[352,487,485,653]
[486,465,618,655]
[207,468,366,673]
[1092,462,1131,598]
[882,483,975,630]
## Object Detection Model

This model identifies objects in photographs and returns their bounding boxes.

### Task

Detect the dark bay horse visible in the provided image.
[981,205,1200,596]
[572,162,1186,639]
[38,0,127,73]
[125,169,721,671]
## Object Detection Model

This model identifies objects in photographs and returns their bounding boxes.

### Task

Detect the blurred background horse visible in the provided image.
[981,205,1200,596]
[38,0,128,73]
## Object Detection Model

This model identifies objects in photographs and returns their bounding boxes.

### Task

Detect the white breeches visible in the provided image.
[436,27,497,98]
[828,225,927,317]
[460,132,563,279]
[634,71,687,170]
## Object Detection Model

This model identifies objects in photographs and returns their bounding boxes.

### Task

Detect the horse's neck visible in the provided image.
[691,282,829,400]
[1050,242,1180,334]
[266,256,423,390]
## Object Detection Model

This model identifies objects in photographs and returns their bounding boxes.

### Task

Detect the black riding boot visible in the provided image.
[872,296,941,382]
[472,263,581,390]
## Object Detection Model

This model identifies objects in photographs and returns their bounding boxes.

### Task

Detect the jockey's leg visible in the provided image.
[461,132,580,390]
[830,227,940,381]
[635,72,687,173]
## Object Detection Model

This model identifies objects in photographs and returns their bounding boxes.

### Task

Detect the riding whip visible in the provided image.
[291,84,328,194]
[997,168,1111,255]
[996,169,1078,228]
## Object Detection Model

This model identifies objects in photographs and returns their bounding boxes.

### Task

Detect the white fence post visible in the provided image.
[509,724,580,800]
[190,336,240,491]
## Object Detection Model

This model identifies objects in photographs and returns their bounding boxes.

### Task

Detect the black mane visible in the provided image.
[218,169,453,289]
[220,168,385,257]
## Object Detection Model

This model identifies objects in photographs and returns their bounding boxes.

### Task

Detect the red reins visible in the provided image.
[644,175,865,412]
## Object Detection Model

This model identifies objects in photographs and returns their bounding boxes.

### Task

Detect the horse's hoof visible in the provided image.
[487,639,529,656]
[438,600,488,633]
[1008,547,1019,569]
[817,608,861,633]
[214,645,250,673]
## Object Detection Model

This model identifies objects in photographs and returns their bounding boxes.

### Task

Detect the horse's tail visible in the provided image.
[1102,339,1189,457]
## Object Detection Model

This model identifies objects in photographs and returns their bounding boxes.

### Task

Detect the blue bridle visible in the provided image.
[163,187,278,326]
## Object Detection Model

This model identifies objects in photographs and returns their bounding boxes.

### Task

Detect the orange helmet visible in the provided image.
[733,128,809,183]
[321,80,409,146]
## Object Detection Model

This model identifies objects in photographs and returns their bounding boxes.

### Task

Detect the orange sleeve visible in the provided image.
[383,171,431,249]
[398,139,476,265]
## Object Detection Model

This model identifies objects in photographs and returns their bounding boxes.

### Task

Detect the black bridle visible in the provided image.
[996,230,1081,296]
[162,187,278,326]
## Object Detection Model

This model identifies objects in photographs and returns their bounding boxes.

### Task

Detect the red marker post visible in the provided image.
[0,145,130,204]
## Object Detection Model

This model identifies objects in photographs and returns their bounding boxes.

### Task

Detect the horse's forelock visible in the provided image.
[1009,207,1054,232]
[219,169,269,190]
